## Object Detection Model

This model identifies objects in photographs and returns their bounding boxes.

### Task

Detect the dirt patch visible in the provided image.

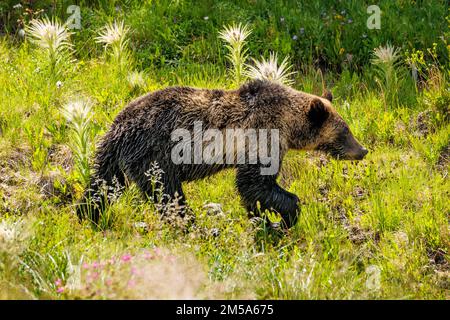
[413,110,432,137]
[48,144,74,173]
[436,143,449,171]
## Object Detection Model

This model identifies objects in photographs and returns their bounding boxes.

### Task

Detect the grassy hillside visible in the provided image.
[0,0,448,299]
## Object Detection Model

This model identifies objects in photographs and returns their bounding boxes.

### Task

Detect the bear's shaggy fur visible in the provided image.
[77,80,367,227]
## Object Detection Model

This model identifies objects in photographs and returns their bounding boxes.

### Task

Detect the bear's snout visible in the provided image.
[351,146,368,160]
[341,132,368,160]
[344,142,368,160]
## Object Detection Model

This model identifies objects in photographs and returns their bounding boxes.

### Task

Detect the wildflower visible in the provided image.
[18,29,25,38]
[362,33,368,39]
[61,99,92,123]
[280,17,285,23]
[346,53,353,63]
[341,10,346,15]
[143,250,154,260]
[339,48,345,55]
[95,20,129,48]
[203,16,209,20]
[372,43,401,65]
[347,19,353,24]
[292,35,298,41]
[89,272,99,280]
[55,279,63,286]
[245,52,295,86]
[219,22,251,47]
[121,254,132,262]
[56,287,65,293]
[13,3,22,9]
[299,27,305,35]
[56,80,63,88]
[219,22,252,85]
[0,220,21,242]
[127,70,146,89]
[27,18,72,52]
[343,101,350,110]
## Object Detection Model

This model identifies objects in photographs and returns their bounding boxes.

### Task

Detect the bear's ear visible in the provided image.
[308,98,329,129]
[322,90,333,102]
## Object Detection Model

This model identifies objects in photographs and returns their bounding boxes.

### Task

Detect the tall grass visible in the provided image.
[0,1,448,300]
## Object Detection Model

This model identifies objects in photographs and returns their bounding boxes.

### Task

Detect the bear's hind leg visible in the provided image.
[127,161,189,219]
[77,158,126,224]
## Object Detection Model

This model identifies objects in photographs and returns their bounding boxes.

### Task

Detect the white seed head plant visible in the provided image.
[372,43,401,66]
[371,43,403,108]
[96,20,132,72]
[245,52,295,86]
[61,99,93,186]
[26,17,73,80]
[127,70,147,89]
[219,22,252,85]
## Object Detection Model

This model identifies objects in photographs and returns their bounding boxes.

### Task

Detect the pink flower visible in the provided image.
[54,278,63,286]
[57,287,65,293]
[121,254,132,262]
[89,272,100,280]
[143,251,153,260]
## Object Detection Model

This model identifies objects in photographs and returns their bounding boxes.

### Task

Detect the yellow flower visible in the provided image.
[339,48,345,55]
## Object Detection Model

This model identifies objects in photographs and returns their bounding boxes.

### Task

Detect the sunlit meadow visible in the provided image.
[0,1,448,299]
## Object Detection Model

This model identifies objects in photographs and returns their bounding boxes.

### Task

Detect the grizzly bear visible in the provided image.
[77,79,368,228]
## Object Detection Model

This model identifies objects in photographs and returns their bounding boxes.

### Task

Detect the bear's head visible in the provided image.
[292,92,368,160]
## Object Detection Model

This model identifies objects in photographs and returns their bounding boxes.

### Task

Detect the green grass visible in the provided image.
[0,1,449,299]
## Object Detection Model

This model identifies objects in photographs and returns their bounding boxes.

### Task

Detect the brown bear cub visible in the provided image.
[77,79,367,228]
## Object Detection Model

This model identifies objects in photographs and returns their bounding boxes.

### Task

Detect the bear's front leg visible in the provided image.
[236,165,299,228]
